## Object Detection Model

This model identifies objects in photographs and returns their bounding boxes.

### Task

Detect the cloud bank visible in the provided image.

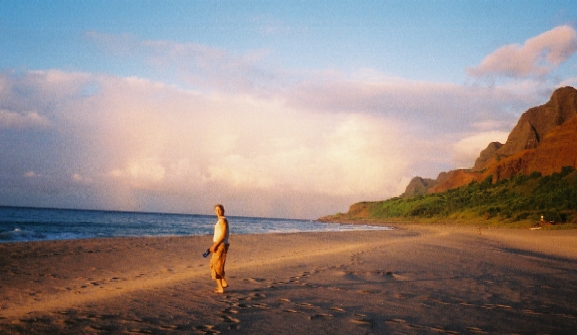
[0,68,533,218]
[2,26,575,218]
[468,25,577,79]
[0,110,51,129]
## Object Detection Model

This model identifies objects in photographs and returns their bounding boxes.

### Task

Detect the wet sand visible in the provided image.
[1,227,576,334]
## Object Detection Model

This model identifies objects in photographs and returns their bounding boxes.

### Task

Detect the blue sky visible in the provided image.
[5,1,575,82]
[1,1,577,218]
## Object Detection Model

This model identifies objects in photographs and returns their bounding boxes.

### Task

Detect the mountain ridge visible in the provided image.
[406,86,577,196]
[321,86,577,226]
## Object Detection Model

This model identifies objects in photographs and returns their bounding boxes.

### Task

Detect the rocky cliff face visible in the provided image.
[403,86,577,196]
[472,142,503,171]
[493,86,577,158]
[484,114,577,180]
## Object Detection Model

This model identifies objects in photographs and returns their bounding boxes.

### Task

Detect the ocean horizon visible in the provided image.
[0,206,391,243]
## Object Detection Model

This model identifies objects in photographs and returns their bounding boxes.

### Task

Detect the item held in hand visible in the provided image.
[203,249,211,258]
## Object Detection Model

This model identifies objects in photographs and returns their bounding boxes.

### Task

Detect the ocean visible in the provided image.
[0,206,391,243]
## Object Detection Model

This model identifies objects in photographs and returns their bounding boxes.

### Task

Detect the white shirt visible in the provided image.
[213,217,229,244]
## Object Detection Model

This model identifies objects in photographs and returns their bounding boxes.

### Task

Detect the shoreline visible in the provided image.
[318,216,577,230]
[0,218,393,245]
[1,228,576,334]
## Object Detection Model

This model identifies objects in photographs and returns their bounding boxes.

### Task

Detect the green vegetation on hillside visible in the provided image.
[337,166,577,228]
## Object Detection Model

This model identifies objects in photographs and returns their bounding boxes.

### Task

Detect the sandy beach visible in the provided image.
[1,227,576,334]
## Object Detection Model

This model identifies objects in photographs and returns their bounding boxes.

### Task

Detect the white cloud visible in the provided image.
[453,131,510,168]
[72,173,93,184]
[558,77,577,88]
[0,110,50,129]
[24,171,40,178]
[467,25,577,79]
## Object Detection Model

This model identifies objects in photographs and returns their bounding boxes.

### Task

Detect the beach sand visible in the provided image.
[1,227,576,334]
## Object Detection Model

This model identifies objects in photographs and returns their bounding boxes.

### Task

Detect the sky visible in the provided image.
[1,1,577,219]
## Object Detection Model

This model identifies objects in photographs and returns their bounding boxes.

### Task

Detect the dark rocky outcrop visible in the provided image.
[472,142,503,172]
[401,176,438,197]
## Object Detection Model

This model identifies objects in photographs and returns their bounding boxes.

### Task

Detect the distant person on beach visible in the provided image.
[209,204,229,293]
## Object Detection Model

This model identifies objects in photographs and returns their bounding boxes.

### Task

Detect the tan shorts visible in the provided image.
[210,243,229,280]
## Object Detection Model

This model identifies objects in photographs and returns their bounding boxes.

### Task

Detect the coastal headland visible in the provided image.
[1,226,576,334]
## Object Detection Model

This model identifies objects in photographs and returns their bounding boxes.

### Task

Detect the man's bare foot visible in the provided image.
[213,288,224,294]
[222,279,229,288]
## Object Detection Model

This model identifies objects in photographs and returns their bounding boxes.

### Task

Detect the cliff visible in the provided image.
[403,86,577,196]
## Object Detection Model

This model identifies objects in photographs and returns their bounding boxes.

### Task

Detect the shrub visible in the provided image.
[345,167,577,227]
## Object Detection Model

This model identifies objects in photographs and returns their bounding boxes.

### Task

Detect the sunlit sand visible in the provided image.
[1,227,576,334]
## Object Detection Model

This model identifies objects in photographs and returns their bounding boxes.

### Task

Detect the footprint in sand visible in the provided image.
[243,277,266,284]
[89,324,119,332]
[466,326,487,333]
[440,329,459,335]
[59,319,77,325]
[327,286,349,291]
[350,318,372,326]
[351,313,372,327]
[282,309,302,314]
[247,292,266,300]
[288,276,301,283]
[309,313,333,320]
[495,304,512,309]
[427,325,453,333]
[386,318,407,324]
[358,289,381,294]
[127,329,153,334]
[194,324,220,334]
[523,309,542,315]
[220,307,238,315]
[221,315,240,324]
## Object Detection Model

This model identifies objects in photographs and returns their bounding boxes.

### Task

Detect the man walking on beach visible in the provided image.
[209,204,229,293]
